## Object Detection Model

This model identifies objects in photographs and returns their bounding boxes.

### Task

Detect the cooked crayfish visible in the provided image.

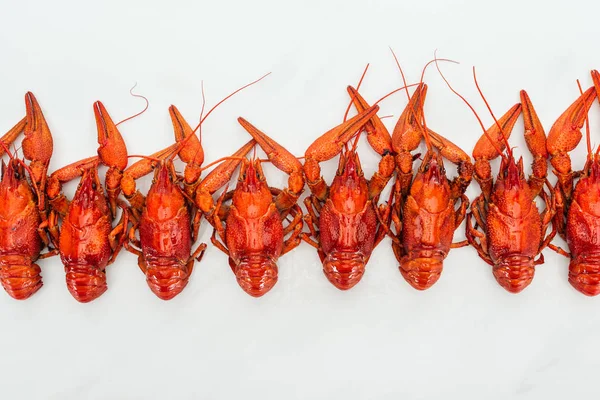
[46,101,131,302]
[302,101,395,290]
[0,92,54,300]
[206,118,304,297]
[356,82,473,290]
[444,70,555,293]
[546,70,600,296]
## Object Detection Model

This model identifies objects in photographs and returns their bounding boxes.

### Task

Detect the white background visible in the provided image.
[1,1,600,399]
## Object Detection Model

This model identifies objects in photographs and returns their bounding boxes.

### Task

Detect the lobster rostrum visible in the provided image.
[45,101,132,302]
[302,101,395,290]
[546,70,600,296]
[0,92,54,300]
[355,82,473,290]
[207,118,304,297]
[455,80,554,293]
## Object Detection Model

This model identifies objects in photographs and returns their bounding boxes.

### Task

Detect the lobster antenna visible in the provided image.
[199,156,246,172]
[127,154,164,163]
[198,80,206,140]
[116,83,150,126]
[192,72,272,133]
[576,79,592,156]
[434,58,507,161]
[472,67,513,159]
[344,63,370,123]
[389,47,411,101]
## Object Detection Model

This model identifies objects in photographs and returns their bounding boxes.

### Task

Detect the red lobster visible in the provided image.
[353,82,473,290]
[0,92,54,300]
[546,70,600,296]
[46,101,131,302]
[302,102,395,290]
[207,118,304,297]
[443,70,555,293]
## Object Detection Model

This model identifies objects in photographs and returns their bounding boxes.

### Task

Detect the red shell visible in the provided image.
[0,161,44,300]
[59,170,112,302]
[565,173,600,296]
[139,165,192,300]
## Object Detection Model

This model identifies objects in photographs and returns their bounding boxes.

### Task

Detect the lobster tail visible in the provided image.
[65,265,108,303]
[0,261,43,300]
[145,265,190,300]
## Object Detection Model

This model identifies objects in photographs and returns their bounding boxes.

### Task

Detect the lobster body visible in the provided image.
[398,156,467,289]
[483,162,543,292]
[59,169,112,302]
[47,101,130,302]
[0,160,44,299]
[224,162,285,296]
[316,152,378,289]
[565,165,600,295]
[138,164,193,300]
[466,92,553,294]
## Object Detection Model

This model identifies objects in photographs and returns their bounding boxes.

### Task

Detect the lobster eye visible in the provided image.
[256,171,260,179]
[92,182,97,190]
[14,172,20,180]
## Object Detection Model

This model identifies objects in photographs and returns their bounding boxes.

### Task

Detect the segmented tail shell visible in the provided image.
[0,262,43,300]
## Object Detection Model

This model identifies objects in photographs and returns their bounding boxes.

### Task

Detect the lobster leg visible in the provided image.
[237,117,305,213]
[472,103,522,201]
[304,105,380,201]
[0,117,26,157]
[281,204,303,256]
[301,197,321,249]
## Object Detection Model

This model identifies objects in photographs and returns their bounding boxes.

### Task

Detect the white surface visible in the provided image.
[1,1,600,399]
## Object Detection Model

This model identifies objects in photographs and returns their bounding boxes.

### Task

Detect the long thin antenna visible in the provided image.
[116,83,149,126]
[191,72,271,133]
[434,58,507,160]
[344,63,370,122]
[389,47,411,101]
[472,67,512,159]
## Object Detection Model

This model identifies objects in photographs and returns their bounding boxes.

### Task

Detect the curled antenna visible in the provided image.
[116,83,149,126]
[191,72,272,133]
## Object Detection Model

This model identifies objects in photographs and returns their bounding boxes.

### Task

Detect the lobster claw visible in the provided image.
[237,117,305,211]
[547,85,597,200]
[94,101,128,216]
[346,86,392,155]
[195,140,256,215]
[22,92,53,193]
[170,105,204,192]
